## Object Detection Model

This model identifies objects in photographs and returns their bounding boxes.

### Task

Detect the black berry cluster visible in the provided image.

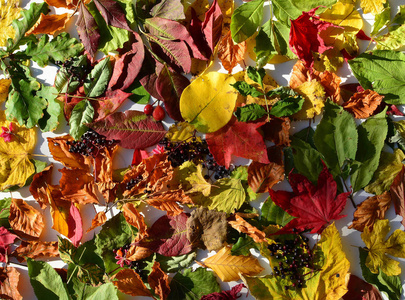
[160,137,210,167]
[125,175,143,190]
[55,57,90,82]
[202,157,234,180]
[67,130,118,157]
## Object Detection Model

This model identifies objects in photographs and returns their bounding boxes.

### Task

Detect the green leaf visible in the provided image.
[313,100,358,176]
[84,57,112,98]
[155,252,197,273]
[0,198,11,228]
[351,109,388,192]
[371,3,391,35]
[359,247,403,300]
[247,66,266,86]
[272,0,337,21]
[349,50,405,105]
[234,103,267,122]
[54,55,88,94]
[231,235,259,256]
[58,236,77,265]
[37,86,62,132]
[27,258,70,300]
[392,5,405,25]
[254,20,277,68]
[69,100,95,141]
[230,166,258,202]
[231,81,264,97]
[230,0,265,44]
[126,80,150,104]
[7,2,48,52]
[269,97,304,117]
[375,24,405,50]
[6,79,47,128]
[260,197,294,227]
[168,268,221,300]
[25,33,84,67]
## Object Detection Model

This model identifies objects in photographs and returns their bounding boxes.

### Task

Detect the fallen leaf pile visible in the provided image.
[0,0,405,299]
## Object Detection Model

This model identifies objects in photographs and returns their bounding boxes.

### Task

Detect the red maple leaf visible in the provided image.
[206,117,270,169]
[289,6,341,70]
[269,164,349,234]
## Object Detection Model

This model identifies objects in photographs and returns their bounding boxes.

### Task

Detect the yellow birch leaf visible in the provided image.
[180,72,237,133]
[361,219,405,276]
[292,80,326,119]
[26,13,71,35]
[0,79,11,103]
[0,0,21,47]
[202,245,264,282]
[360,0,386,15]
[185,164,211,196]
[0,111,36,191]
[165,122,200,142]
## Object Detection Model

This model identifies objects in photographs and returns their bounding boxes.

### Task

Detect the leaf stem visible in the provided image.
[341,177,356,208]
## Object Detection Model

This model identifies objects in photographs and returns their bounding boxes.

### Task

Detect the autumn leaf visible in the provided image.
[261,117,291,147]
[390,165,405,228]
[67,204,83,247]
[148,261,171,300]
[122,203,148,241]
[201,244,264,282]
[185,164,212,196]
[180,72,237,133]
[218,31,247,73]
[349,192,391,232]
[165,122,198,142]
[360,0,386,15]
[12,241,59,262]
[269,164,349,234]
[343,90,384,119]
[201,283,245,300]
[87,211,107,233]
[292,80,326,119]
[76,2,100,57]
[343,274,383,300]
[26,13,71,35]
[146,189,193,216]
[0,227,18,263]
[0,0,21,47]
[111,269,152,297]
[228,214,266,243]
[0,267,22,300]
[93,0,132,31]
[206,117,269,168]
[361,219,405,276]
[0,79,11,103]
[9,198,44,239]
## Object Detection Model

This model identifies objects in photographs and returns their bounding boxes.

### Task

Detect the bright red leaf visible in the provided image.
[67,204,83,247]
[0,227,18,263]
[92,89,132,122]
[201,0,223,55]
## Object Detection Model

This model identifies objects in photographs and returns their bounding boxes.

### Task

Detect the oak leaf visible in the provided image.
[148,261,171,300]
[0,267,22,300]
[349,192,391,232]
[146,189,193,216]
[361,219,405,276]
[122,203,148,241]
[12,241,59,262]
[26,13,71,35]
[228,214,266,243]
[218,31,247,73]
[86,211,107,233]
[390,165,405,228]
[9,198,44,239]
[202,245,264,282]
[111,269,152,297]
[343,90,384,119]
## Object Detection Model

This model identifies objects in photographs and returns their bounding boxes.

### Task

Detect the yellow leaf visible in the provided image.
[360,0,386,15]
[313,48,345,73]
[26,13,71,35]
[0,111,36,191]
[292,80,326,119]
[184,0,209,23]
[180,72,237,133]
[0,79,11,103]
[361,219,405,276]
[202,245,264,282]
[218,0,233,36]
[185,164,212,196]
[165,122,200,142]
[0,0,21,47]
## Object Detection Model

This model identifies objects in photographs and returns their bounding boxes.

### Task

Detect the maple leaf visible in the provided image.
[11,241,59,262]
[269,164,349,234]
[206,117,269,168]
[0,0,21,47]
[0,267,22,300]
[361,219,405,276]
[289,6,342,70]
[292,80,326,120]
[343,90,384,119]
[0,227,18,263]
[9,198,44,239]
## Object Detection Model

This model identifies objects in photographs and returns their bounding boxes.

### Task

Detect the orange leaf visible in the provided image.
[390,165,405,228]
[0,267,22,300]
[94,144,119,202]
[9,199,44,239]
[86,211,107,233]
[47,186,71,237]
[228,214,267,243]
[44,0,76,9]
[218,31,247,73]
[126,245,154,261]
[111,269,152,297]
[349,192,391,232]
[148,261,170,300]
[12,241,59,262]
[343,89,384,119]
[26,13,71,36]
[146,189,193,216]
[122,203,148,241]
[29,164,54,209]
[59,168,99,205]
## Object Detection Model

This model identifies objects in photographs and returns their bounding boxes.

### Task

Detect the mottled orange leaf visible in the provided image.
[29,164,54,209]
[26,13,71,35]
[343,89,384,119]
[228,214,266,243]
[9,199,44,239]
[126,245,154,261]
[86,211,107,233]
[122,203,148,241]
[0,267,22,300]
[111,269,152,297]
[59,168,99,205]
[349,192,391,232]
[148,261,170,300]
[12,241,59,262]
[146,189,193,216]
[218,31,247,73]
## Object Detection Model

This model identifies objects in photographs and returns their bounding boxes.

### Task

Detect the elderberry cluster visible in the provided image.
[269,236,318,290]
[67,130,118,157]
[202,158,234,180]
[160,137,210,167]
[120,244,149,280]
[125,175,143,190]
[55,57,90,81]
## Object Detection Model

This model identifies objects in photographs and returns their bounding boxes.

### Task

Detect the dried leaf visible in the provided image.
[343,90,384,119]
[343,274,383,300]
[228,214,266,243]
[29,164,53,209]
[218,31,247,73]
[261,117,291,147]
[9,198,44,239]
[390,165,405,228]
[12,241,59,262]
[146,189,193,216]
[26,13,71,35]
[148,261,170,300]
[122,203,148,241]
[86,211,107,233]
[0,267,22,300]
[0,79,11,103]
[111,269,152,297]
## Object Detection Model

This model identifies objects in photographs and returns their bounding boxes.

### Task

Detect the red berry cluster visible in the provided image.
[144,103,165,121]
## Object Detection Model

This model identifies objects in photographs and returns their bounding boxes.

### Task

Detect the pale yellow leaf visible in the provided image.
[360,0,386,15]
[165,122,200,142]
[0,0,21,47]
[186,164,211,196]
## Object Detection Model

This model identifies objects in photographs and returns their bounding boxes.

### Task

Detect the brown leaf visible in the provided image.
[228,214,266,243]
[349,192,391,232]
[86,211,107,233]
[126,245,154,261]
[9,199,44,239]
[94,144,119,203]
[217,31,247,73]
[261,117,291,147]
[0,267,22,300]
[59,168,99,205]
[343,274,383,300]
[12,241,59,262]
[44,0,76,9]
[29,164,54,209]
[146,189,193,216]
[122,203,148,241]
[343,89,384,119]
[186,207,227,251]
[148,261,170,300]
[111,269,152,297]
[390,165,405,228]
[25,13,71,35]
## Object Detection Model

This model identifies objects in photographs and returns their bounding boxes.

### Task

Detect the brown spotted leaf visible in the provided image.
[9,199,44,239]
[343,90,384,119]
[148,261,170,300]
[112,269,152,297]
[0,267,22,300]
[12,241,59,262]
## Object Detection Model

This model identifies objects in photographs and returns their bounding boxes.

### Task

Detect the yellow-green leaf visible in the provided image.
[375,24,405,50]
[0,0,21,47]
[292,80,326,120]
[180,72,237,133]
[360,0,386,15]
[165,122,199,142]
[185,164,211,196]
[361,219,405,276]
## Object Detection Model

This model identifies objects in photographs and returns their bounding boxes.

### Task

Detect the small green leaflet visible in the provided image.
[69,100,95,140]
[231,81,264,97]
[269,96,304,117]
[126,80,150,104]
[84,57,112,98]
[230,0,265,43]
[235,103,267,122]
[260,196,294,227]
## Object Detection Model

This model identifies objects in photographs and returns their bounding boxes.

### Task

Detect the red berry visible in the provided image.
[144,104,154,115]
[153,105,165,121]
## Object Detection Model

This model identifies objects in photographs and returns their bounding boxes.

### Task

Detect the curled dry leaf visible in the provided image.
[122,203,148,241]
[343,89,384,119]
[0,267,22,300]
[12,241,59,262]
[218,31,247,73]
[148,261,171,300]
[111,269,152,297]
[9,198,44,239]
[86,211,107,233]
[349,191,391,232]
[59,168,99,205]
[390,165,405,228]
[228,214,267,243]
[25,13,71,35]
[29,164,53,209]
[126,245,154,261]
[261,117,291,147]
[44,0,77,9]
[146,189,193,216]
